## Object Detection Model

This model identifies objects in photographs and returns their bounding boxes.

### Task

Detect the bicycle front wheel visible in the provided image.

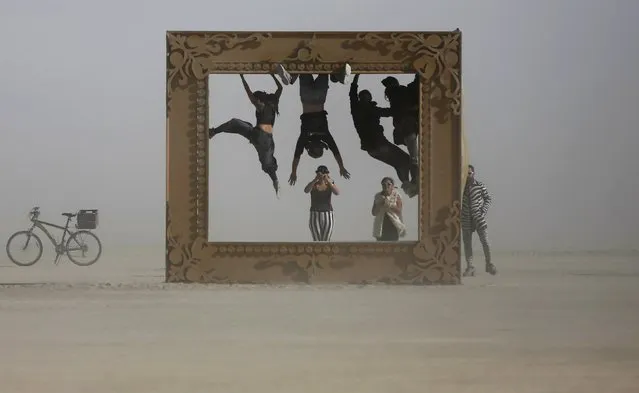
[66,230,102,266]
[6,231,43,266]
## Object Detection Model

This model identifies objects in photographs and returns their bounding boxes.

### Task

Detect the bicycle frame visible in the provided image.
[27,217,75,250]
[9,208,97,266]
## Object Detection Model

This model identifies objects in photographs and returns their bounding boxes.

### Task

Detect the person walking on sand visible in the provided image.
[461,165,497,276]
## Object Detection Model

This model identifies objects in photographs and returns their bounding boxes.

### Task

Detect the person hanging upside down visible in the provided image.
[348,74,417,197]
[381,74,421,190]
[209,73,283,195]
[274,63,352,186]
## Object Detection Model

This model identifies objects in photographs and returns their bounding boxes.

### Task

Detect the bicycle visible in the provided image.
[6,207,103,267]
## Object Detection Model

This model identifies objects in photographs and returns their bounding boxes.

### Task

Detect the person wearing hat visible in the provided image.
[348,74,417,197]
[303,165,340,242]
[273,63,352,187]
[381,74,421,191]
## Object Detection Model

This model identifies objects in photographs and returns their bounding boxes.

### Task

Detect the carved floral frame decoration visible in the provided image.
[166,31,463,285]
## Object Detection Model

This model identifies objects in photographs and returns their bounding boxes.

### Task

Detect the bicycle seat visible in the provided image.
[62,212,76,217]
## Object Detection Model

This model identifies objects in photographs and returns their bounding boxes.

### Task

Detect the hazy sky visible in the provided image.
[1,0,637,252]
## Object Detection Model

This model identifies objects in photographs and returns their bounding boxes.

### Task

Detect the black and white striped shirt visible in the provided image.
[461,179,492,231]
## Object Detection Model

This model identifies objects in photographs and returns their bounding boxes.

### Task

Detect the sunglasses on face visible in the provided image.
[382,182,393,186]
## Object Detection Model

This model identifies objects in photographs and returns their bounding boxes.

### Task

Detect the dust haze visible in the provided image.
[1,0,637,251]
[1,0,639,392]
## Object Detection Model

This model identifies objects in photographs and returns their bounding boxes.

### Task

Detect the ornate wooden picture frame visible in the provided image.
[166,31,463,285]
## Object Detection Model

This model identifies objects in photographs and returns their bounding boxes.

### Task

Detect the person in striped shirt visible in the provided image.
[461,165,497,276]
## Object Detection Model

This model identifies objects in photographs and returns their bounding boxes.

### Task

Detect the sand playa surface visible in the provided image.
[1,247,639,393]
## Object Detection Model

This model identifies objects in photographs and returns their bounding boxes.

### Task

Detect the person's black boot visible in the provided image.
[486,263,498,275]
[208,127,216,139]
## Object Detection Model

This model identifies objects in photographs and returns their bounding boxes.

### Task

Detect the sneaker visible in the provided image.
[275,64,292,85]
[343,63,351,83]
[331,63,352,84]
[401,182,418,198]
[463,265,476,277]
[486,263,498,275]
[208,127,216,139]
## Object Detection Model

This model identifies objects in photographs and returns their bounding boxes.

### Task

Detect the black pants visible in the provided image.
[301,111,330,135]
[392,114,419,184]
[376,215,399,242]
[365,136,411,184]
[214,118,278,183]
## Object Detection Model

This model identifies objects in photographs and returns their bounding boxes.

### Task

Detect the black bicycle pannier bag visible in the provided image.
[77,209,99,230]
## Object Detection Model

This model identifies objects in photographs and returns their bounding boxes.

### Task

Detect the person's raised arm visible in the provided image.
[326,175,340,195]
[324,134,350,180]
[240,74,258,106]
[288,135,307,186]
[349,74,360,114]
[407,73,419,89]
[304,174,320,193]
[271,74,283,99]
[407,74,420,108]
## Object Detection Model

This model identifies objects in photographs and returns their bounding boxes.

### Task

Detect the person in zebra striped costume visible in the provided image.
[461,165,497,276]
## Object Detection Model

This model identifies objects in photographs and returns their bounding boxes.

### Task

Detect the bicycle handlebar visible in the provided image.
[29,206,40,221]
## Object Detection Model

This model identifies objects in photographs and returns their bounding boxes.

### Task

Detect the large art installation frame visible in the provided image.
[166,31,463,285]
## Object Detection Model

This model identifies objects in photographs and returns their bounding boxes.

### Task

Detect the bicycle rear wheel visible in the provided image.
[66,230,102,266]
[6,231,43,266]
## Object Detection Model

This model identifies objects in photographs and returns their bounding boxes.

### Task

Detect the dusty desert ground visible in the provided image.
[1,246,638,393]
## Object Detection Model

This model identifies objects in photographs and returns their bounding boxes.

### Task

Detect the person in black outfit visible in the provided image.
[303,165,340,242]
[274,64,352,186]
[348,74,417,197]
[209,74,282,195]
[381,74,421,189]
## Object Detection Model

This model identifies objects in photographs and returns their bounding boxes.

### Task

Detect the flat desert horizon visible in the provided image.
[2,0,639,391]
[1,246,638,393]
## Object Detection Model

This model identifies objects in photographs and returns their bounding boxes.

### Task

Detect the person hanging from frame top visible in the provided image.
[380,74,421,192]
[371,176,406,242]
[348,73,418,198]
[208,73,283,195]
[303,165,339,242]
[273,63,352,186]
